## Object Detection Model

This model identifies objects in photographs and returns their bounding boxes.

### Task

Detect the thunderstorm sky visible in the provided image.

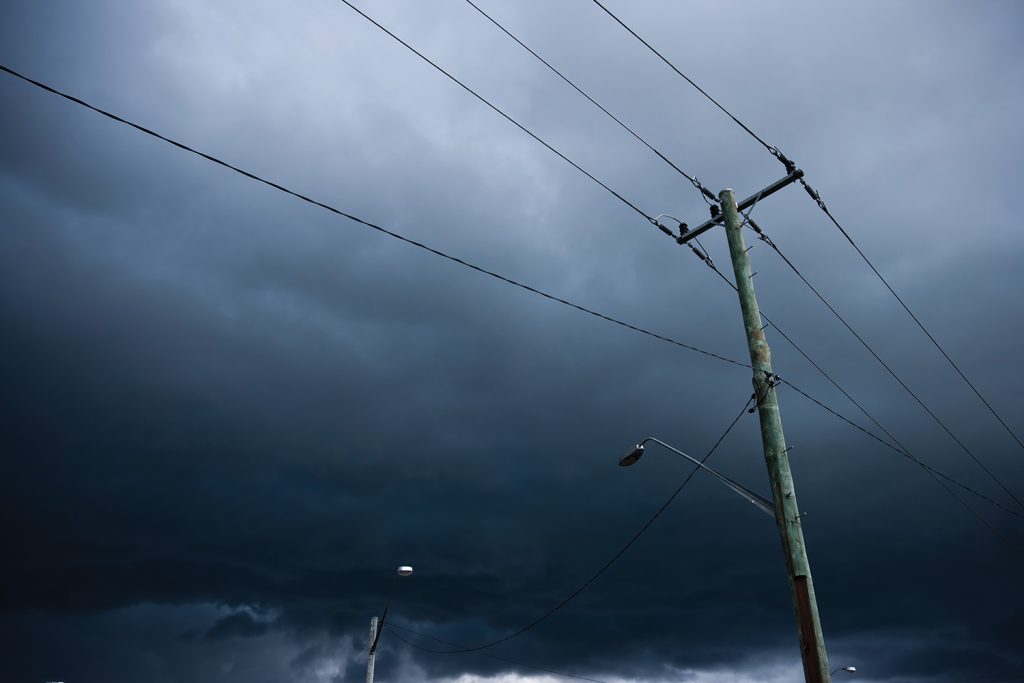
[1,1,1023,682]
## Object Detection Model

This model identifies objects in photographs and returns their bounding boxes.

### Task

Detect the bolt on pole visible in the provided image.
[719,188,831,683]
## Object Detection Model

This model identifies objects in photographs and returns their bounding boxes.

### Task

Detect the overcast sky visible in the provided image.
[2,1,1023,682]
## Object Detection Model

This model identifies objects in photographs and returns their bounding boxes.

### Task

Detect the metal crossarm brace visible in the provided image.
[679,169,804,243]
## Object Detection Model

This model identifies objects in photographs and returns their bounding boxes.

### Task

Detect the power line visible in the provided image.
[4,59,1014,555]
[675,237,1024,537]
[587,0,1024,464]
[461,0,717,204]
[679,201,1024,528]
[588,0,776,155]
[336,0,656,226]
[800,178,1024,457]
[746,219,1024,512]
[387,624,614,683]
[392,397,1023,665]
[687,241,909,460]
[781,378,1023,522]
[385,394,756,654]
[784,377,1024,558]
[0,63,749,373]
[689,237,1024,553]
[581,0,978,464]
[347,0,1019,514]
[580,0,1024,515]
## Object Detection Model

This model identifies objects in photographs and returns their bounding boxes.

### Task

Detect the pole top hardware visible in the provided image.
[678,170,804,245]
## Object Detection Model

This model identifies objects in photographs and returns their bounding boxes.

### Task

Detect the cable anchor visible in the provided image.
[689,245,715,269]
[799,178,828,211]
[769,146,798,175]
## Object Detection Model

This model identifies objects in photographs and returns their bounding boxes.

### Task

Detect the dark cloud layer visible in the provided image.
[2,1,1023,682]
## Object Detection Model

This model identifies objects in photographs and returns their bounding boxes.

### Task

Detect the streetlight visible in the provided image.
[366,565,414,683]
[831,666,857,676]
[621,437,774,517]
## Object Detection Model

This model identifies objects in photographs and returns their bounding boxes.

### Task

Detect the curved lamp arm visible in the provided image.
[621,437,774,518]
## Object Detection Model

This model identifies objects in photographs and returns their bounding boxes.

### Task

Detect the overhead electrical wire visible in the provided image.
[693,223,1024,552]
[801,181,1024,457]
[637,212,945,491]
[442,1,1022,515]
[674,234,1024,540]
[4,66,1021,668]
[687,227,1024,549]
[679,231,930,468]
[12,19,1024,683]
[391,383,1024,659]
[339,0,1024,520]
[379,394,756,654]
[588,0,775,155]
[0,64,749,373]
[343,0,1024,529]
[780,378,1024,523]
[748,219,1024,511]
[445,0,1020,513]
[1,63,1012,527]
[460,0,716,204]
[335,0,657,226]
[587,0,1024,464]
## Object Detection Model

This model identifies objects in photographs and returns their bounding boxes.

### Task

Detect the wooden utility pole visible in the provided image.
[719,188,831,683]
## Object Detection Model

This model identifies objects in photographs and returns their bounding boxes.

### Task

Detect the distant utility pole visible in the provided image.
[365,566,413,683]
[677,173,830,683]
[366,616,378,683]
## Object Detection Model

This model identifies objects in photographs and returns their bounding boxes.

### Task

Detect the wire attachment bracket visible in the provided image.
[688,244,716,269]
[749,372,782,412]
[677,169,804,244]
[769,146,798,175]
[800,178,828,212]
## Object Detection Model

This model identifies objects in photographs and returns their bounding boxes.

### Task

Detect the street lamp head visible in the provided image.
[397,566,413,577]
[619,443,645,467]
[844,667,856,673]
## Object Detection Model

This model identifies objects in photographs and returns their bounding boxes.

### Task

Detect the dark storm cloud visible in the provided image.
[2,1,1023,682]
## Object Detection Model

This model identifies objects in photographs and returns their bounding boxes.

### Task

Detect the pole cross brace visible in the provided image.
[678,169,804,244]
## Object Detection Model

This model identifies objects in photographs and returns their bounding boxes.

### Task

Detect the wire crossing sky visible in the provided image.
[336,0,658,226]
[426,0,1024,521]
[2,2,1023,683]
[2,61,1011,533]
[382,395,756,655]
[0,65,746,370]
[460,0,716,205]
[587,0,1024,476]
[335,0,1024,524]
[755,219,1024,512]
[679,233,1024,555]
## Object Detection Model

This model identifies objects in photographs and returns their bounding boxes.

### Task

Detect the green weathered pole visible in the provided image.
[720,188,831,683]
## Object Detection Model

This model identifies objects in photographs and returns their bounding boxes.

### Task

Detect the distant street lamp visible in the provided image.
[366,565,414,683]
[831,666,857,676]
[620,437,774,517]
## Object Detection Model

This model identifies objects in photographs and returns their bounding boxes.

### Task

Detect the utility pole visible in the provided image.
[366,616,378,683]
[365,566,412,683]
[719,187,832,683]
